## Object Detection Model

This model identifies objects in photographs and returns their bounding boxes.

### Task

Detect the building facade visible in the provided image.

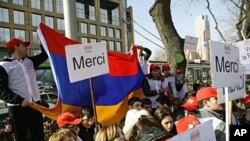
[0,0,134,60]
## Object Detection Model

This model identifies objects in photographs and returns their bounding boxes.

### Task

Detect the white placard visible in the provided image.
[235,39,250,74]
[217,67,246,103]
[184,36,199,50]
[235,39,250,65]
[65,42,109,83]
[210,41,241,88]
[169,120,216,141]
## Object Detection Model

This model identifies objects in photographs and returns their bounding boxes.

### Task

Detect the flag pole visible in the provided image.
[89,78,99,131]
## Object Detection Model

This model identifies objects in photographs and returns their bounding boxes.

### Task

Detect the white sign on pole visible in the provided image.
[210,41,241,88]
[184,36,198,50]
[65,42,109,83]
[235,39,250,65]
[168,120,216,141]
[235,39,250,74]
[217,67,246,103]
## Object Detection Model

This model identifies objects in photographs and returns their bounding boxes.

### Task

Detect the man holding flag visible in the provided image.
[0,38,48,141]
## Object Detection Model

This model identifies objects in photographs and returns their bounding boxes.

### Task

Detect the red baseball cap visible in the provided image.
[175,69,183,75]
[149,64,160,70]
[244,95,250,105]
[176,116,200,134]
[57,112,82,128]
[162,64,170,71]
[7,38,30,49]
[182,97,198,111]
[196,87,217,101]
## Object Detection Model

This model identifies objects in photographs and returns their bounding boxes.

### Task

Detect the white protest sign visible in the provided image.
[235,39,250,64]
[65,42,109,83]
[169,120,216,141]
[235,39,250,74]
[217,67,246,103]
[184,36,199,50]
[210,41,241,88]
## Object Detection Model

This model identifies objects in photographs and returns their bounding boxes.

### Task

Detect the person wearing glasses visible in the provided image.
[57,112,83,141]
[0,38,48,141]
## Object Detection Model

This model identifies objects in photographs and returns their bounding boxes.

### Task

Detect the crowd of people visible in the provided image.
[1,38,250,141]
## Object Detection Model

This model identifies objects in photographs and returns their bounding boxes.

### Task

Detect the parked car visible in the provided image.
[0,100,6,109]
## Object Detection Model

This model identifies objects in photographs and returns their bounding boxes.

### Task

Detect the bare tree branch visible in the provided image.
[229,0,241,9]
[205,0,227,42]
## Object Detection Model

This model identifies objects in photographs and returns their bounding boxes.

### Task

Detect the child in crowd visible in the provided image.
[142,98,153,114]
[128,97,142,110]
[56,112,83,141]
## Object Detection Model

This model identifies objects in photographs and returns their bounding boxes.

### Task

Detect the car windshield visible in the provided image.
[36,68,57,94]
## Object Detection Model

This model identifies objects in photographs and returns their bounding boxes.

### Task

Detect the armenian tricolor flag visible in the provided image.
[31,23,144,126]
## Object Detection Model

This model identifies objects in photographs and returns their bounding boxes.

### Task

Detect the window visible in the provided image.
[112,8,119,26]
[32,14,41,27]
[90,24,96,35]
[90,38,96,43]
[0,0,8,2]
[31,0,40,9]
[116,42,121,51]
[100,26,106,36]
[14,29,25,40]
[81,37,88,43]
[13,0,23,5]
[89,5,95,20]
[76,2,85,19]
[108,28,113,38]
[14,10,24,25]
[56,0,63,14]
[109,41,114,51]
[101,40,106,43]
[0,8,9,22]
[32,32,40,44]
[80,23,87,34]
[57,18,64,30]
[115,29,121,39]
[100,9,108,23]
[44,0,53,12]
[0,27,10,42]
[45,16,54,28]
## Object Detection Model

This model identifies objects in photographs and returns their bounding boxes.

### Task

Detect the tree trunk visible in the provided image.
[242,0,250,39]
[149,0,186,74]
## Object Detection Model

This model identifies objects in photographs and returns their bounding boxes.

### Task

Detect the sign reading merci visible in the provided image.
[210,41,241,88]
[65,42,109,83]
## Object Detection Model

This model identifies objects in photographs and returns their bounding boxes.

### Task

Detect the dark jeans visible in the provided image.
[8,106,44,141]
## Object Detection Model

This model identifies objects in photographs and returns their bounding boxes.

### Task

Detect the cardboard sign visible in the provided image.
[169,120,216,141]
[210,41,241,88]
[65,42,109,83]
[217,67,246,103]
[184,36,198,50]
